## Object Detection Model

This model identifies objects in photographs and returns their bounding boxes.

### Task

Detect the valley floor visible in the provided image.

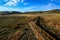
[0,13,60,40]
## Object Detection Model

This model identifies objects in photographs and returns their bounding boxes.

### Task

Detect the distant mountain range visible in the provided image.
[0,11,22,15]
[0,9,60,15]
[24,9,60,14]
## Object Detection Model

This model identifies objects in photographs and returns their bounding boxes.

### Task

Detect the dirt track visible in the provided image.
[29,21,55,40]
[29,21,44,40]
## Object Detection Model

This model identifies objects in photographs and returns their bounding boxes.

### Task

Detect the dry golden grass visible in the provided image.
[0,16,37,40]
[41,14,60,30]
[0,13,60,40]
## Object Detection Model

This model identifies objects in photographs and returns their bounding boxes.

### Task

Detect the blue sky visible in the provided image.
[0,0,60,12]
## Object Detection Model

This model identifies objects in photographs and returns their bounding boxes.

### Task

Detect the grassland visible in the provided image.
[0,16,37,40]
[0,10,60,40]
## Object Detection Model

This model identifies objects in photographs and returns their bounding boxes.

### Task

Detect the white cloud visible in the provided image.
[20,0,28,5]
[20,6,40,12]
[4,0,28,6]
[4,0,9,2]
[43,3,52,8]
[0,6,20,11]
[20,0,24,2]
[4,0,20,6]
[20,3,59,12]
[23,3,28,5]
[51,0,60,2]
[41,3,57,10]
[40,2,60,11]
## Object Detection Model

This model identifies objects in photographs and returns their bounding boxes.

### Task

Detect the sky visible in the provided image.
[0,0,60,12]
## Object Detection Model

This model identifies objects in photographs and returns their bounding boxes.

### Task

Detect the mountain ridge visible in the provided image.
[0,9,60,15]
